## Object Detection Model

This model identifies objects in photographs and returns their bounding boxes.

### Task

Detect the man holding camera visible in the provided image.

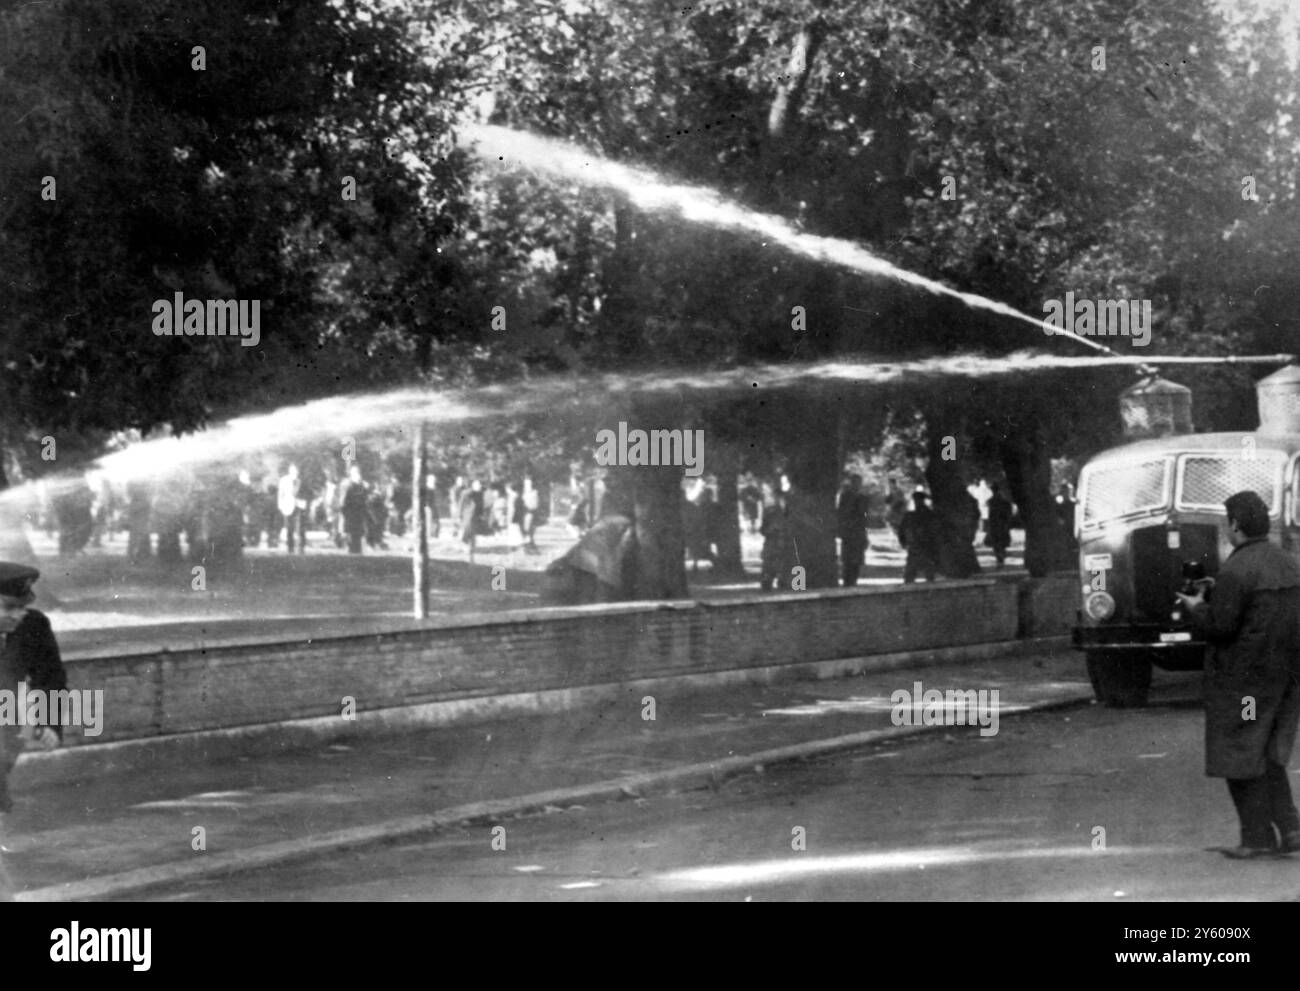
[1176,491,1300,859]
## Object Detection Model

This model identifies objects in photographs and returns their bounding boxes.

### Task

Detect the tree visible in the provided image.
[0,0,484,488]
[463,0,1297,580]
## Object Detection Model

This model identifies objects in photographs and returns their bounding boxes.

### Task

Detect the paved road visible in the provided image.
[4,640,1074,897]
[114,668,1300,902]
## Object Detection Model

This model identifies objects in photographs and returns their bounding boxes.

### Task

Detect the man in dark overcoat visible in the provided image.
[984,483,1013,567]
[899,491,941,584]
[836,474,869,587]
[1177,490,1300,858]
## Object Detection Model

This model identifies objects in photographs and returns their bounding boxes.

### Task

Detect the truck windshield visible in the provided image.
[1081,458,1170,526]
[1176,453,1285,512]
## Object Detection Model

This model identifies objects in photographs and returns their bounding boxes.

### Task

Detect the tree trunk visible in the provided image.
[606,462,687,600]
[783,397,840,588]
[602,197,644,359]
[1000,420,1066,578]
[413,423,428,619]
[710,445,745,580]
[767,24,826,139]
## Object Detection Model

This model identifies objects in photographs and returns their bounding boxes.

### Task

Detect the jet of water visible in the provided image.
[5,349,1271,516]
[463,124,1120,358]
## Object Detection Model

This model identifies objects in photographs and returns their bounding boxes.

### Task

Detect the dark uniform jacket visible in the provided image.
[1,609,68,757]
[1190,537,1300,778]
[1,609,66,695]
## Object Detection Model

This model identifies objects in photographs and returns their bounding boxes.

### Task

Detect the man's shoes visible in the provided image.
[1279,830,1300,854]
[1213,844,1283,860]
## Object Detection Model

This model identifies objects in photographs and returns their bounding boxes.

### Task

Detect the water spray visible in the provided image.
[463,124,1296,383]
[465,124,1125,357]
[8,128,1294,530]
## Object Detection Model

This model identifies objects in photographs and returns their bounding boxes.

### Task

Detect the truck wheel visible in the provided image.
[1085,650,1152,707]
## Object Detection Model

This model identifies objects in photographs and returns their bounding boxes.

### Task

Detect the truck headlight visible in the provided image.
[1084,591,1116,621]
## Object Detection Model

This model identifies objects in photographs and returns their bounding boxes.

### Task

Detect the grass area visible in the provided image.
[22,517,1026,641]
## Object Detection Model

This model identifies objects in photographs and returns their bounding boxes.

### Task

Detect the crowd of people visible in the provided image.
[842,477,1075,586]
[20,460,551,566]
[562,467,1058,591]
[754,472,1076,590]
[452,475,544,564]
[22,457,1073,588]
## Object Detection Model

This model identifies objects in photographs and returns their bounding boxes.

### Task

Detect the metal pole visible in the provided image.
[413,422,428,619]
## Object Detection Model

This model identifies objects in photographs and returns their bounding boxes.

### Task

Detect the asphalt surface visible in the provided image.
[117,669,1300,903]
[0,638,1223,901]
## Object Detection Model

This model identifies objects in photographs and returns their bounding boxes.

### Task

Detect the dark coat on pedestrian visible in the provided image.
[340,478,369,534]
[984,492,1013,552]
[760,496,798,589]
[683,493,714,562]
[836,488,869,550]
[898,504,940,560]
[2,609,68,775]
[1,610,66,699]
[1189,537,1300,779]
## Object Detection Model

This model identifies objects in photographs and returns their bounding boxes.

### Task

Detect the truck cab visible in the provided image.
[1072,435,1295,705]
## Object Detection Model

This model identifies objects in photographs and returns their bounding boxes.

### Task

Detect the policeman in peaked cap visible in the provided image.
[0,563,39,602]
[0,562,68,815]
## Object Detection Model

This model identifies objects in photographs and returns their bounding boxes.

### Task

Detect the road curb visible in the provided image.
[15,683,1095,902]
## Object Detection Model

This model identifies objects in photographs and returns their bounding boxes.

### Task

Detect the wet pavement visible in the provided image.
[0,637,1194,900]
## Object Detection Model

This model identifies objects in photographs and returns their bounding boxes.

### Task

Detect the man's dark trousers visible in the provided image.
[1227,761,1300,849]
[842,541,865,586]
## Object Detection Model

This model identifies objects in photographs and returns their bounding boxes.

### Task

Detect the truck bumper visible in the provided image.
[1072,624,1206,671]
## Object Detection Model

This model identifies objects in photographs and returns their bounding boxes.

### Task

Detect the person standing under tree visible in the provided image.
[422,472,440,541]
[504,480,524,561]
[899,491,941,584]
[836,473,869,586]
[760,485,797,591]
[459,479,485,563]
[277,463,307,554]
[984,482,1013,568]
[340,465,370,555]
[884,479,907,542]
[739,479,762,534]
[521,476,541,553]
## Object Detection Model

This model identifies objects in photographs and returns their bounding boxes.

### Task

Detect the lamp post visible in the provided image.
[413,422,428,619]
